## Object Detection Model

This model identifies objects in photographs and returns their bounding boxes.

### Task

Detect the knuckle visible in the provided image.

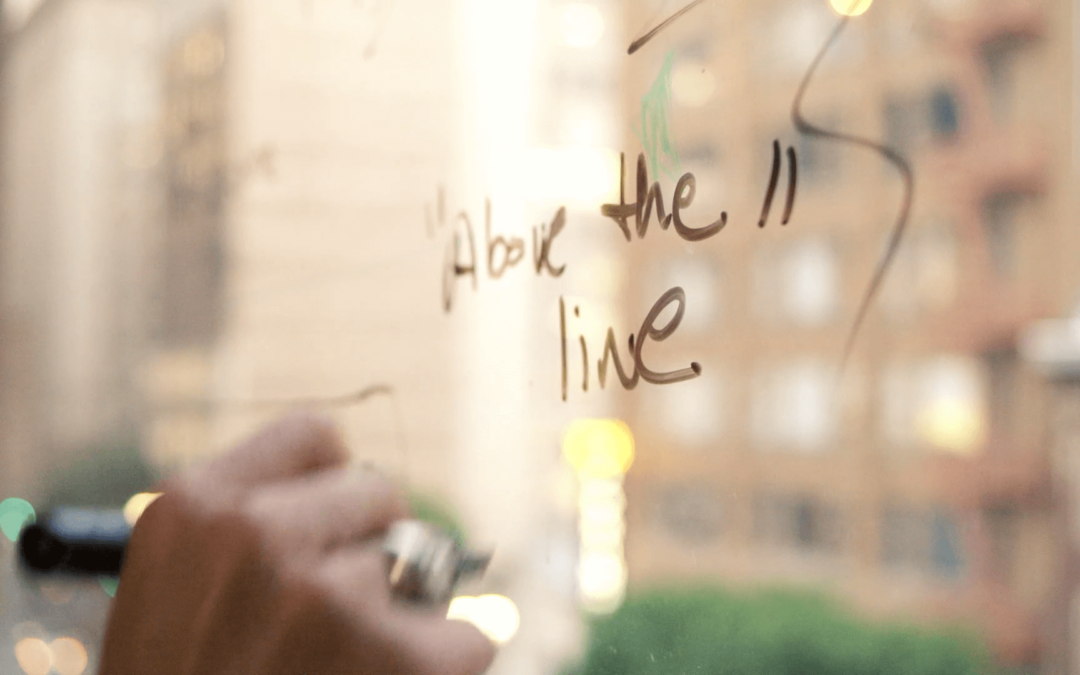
[281,412,351,468]
[235,491,306,558]
[180,467,243,510]
[360,475,407,513]
[317,550,388,600]
[311,556,351,602]
[285,411,343,447]
[237,492,274,530]
[355,550,389,586]
[161,478,223,523]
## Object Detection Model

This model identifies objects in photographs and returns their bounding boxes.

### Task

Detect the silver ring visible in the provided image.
[383,520,491,605]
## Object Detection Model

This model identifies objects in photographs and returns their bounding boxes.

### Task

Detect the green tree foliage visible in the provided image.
[567,586,991,675]
[408,492,467,546]
[44,436,158,508]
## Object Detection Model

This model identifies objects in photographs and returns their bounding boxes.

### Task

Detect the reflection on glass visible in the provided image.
[48,637,88,675]
[882,356,987,454]
[13,638,51,675]
[828,0,873,17]
[559,2,606,49]
[752,360,834,452]
[752,238,839,326]
[0,0,1073,672]
[447,595,521,645]
[671,61,715,108]
[122,492,163,526]
[564,421,633,613]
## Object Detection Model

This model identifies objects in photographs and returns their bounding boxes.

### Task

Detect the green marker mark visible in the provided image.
[99,577,119,598]
[0,498,35,542]
[637,50,682,181]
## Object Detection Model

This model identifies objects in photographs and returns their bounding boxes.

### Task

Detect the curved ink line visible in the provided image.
[759,140,782,228]
[782,146,797,225]
[218,384,396,411]
[791,14,914,377]
[194,384,410,477]
[628,0,709,55]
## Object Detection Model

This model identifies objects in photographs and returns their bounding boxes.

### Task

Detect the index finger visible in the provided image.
[198,413,350,491]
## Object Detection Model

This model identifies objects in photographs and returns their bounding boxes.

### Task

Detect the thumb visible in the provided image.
[394,612,497,675]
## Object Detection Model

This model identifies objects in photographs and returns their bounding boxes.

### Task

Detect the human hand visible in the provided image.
[98,414,495,675]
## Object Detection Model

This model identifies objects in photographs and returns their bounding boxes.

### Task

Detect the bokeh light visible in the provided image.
[829,0,873,16]
[447,595,521,644]
[917,400,985,454]
[181,30,225,76]
[559,2,605,48]
[49,637,88,675]
[13,638,51,675]
[123,492,163,526]
[562,419,634,478]
[0,498,35,542]
[99,577,119,598]
[522,147,620,208]
[671,61,716,108]
[579,550,627,610]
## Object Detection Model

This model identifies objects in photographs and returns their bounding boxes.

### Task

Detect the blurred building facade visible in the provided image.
[617,0,1074,671]
[4,0,1080,674]
[146,2,616,674]
[0,0,160,506]
[0,0,163,670]
[1,0,626,674]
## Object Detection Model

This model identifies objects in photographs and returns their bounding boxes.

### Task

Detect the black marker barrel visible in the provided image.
[18,508,129,576]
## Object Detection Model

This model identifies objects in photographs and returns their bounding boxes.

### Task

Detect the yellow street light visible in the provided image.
[123,493,162,526]
[829,0,872,16]
[562,419,635,478]
[447,595,520,644]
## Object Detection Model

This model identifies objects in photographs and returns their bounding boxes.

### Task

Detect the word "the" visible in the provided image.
[601,141,797,243]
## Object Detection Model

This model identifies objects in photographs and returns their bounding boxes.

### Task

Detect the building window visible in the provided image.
[880,225,958,320]
[880,355,987,454]
[671,61,716,108]
[752,238,839,326]
[882,505,965,580]
[982,192,1029,280]
[796,127,841,184]
[654,483,723,544]
[762,1,842,76]
[756,493,843,554]
[752,360,834,452]
[646,374,724,448]
[645,257,722,334]
[883,86,959,152]
[679,142,724,208]
[981,33,1036,123]
[882,507,925,569]
[884,99,918,152]
[160,21,228,348]
[680,143,718,167]
[928,87,960,140]
[881,363,917,448]
[985,349,1018,442]
[931,510,964,578]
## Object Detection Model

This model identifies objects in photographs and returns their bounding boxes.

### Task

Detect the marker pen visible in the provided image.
[17,510,490,604]
[18,507,128,576]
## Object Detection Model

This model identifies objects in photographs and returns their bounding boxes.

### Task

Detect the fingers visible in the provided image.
[247,468,409,551]
[201,413,350,490]
[318,548,497,675]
